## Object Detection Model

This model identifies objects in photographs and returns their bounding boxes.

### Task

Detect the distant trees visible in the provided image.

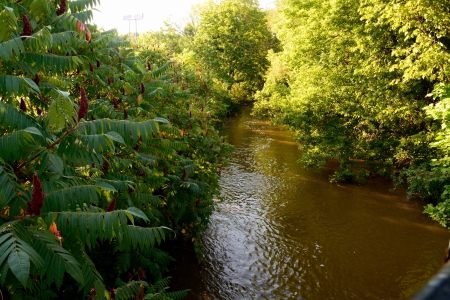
[193,0,272,101]
[137,0,275,107]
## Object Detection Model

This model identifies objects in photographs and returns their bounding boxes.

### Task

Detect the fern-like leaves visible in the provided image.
[0,37,24,61]
[0,75,40,96]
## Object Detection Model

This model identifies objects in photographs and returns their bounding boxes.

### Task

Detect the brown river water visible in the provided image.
[169,107,449,300]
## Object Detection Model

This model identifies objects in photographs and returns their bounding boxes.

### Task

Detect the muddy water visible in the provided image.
[171,108,449,300]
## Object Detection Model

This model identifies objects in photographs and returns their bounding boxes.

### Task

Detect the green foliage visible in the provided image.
[252,0,443,182]
[113,277,188,300]
[137,23,191,56]
[193,0,272,102]
[0,0,233,298]
[424,200,450,228]
[252,0,450,227]
[414,84,450,227]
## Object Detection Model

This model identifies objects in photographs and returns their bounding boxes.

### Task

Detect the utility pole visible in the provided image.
[128,19,131,41]
[135,19,138,42]
[123,14,144,43]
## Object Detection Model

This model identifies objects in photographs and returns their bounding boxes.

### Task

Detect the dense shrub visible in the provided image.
[0,0,232,298]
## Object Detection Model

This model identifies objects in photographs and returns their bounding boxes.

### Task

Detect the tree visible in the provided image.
[253,0,444,181]
[252,0,450,227]
[137,22,189,55]
[0,0,232,298]
[193,0,272,101]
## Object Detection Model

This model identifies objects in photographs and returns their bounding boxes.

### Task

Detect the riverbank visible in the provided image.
[167,107,449,299]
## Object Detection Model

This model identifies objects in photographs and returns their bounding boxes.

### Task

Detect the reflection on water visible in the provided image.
[176,107,449,299]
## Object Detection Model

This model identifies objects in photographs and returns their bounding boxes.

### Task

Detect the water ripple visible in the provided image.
[196,109,448,300]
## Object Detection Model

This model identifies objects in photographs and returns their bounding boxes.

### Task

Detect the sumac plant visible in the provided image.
[0,0,232,299]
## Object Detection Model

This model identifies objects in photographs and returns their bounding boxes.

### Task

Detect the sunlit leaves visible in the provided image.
[46,90,76,131]
[0,5,18,42]
[194,0,271,99]
[255,0,444,183]
[0,0,233,297]
[78,119,159,144]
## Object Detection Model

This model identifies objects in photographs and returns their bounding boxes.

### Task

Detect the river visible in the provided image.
[169,107,449,300]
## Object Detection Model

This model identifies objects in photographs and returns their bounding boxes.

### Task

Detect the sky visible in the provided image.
[92,0,276,35]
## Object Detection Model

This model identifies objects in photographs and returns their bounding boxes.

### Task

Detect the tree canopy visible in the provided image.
[253,0,450,226]
[193,0,272,101]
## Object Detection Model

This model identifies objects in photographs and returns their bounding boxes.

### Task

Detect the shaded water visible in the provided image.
[171,107,449,299]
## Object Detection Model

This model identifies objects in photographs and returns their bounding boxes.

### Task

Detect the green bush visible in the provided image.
[0,0,232,298]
